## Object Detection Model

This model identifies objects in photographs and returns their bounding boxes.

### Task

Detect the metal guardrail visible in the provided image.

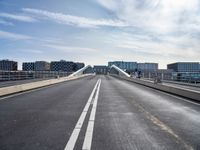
[161,80,200,88]
[0,71,72,81]
[111,74,200,101]
[109,65,200,86]
[140,77,200,86]
[139,72,200,83]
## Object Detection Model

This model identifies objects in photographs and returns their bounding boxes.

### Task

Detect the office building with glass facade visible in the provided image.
[167,62,200,82]
[35,61,50,71]
[22,62,35,71]
[93,65,108,75]
[74,62,85,71]
[137,63,158,71]
[50,60,74,72]
[108,61,137,71]
[0,60,18,71]
[167,62,199,72]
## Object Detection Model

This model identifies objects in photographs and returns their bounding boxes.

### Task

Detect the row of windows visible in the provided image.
[22,62,84,72]
[168,63,200,72]
[0,61,18,71]
[108,62,158,70]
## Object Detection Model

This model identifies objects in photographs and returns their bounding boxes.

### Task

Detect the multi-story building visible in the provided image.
[35,61,50,71]
[83,66,94,74]
[137,63,158,71]
[50,60,74,72]
[22,62,35,71]
[74,62,85,71]
[167,62,199,72]
[157,69,173,80]
[0,59,18,71]
[167,62,200,82]
[93,65,108,75]
[108,61,137,71]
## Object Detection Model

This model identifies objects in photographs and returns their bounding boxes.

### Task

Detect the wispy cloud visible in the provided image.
[44,44,98,53]
[39,37,66,45]
[115,33,200,59]
[22,8,128,28]
[0,13,37,22]
[96,0,200,65]
[0,30,32,40]
[0,19,13,26]
[96,0,200,34]
[19,49,43,54]
[1,1,199,68]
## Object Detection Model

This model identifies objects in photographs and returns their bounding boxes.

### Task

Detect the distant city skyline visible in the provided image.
[1,0,200,69]
[1,58,199,72]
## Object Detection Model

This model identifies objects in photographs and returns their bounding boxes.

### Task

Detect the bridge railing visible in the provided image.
[109,65,130,77]
[0,70,72,81]
[69,65,93,77]
[0,65,94,96]
[109,65,200,101]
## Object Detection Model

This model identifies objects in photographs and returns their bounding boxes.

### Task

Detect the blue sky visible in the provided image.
[0,0,200,69]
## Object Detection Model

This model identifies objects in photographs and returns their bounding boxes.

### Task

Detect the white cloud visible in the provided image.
[0,13,37,22]
[44,44,98,53]
[96,0,200,66]
[22,8,128,28]
[0,30,32,40]
[20,49,43,54]
[40,38,65,44]
[0,19,13,26]
[96,0,200,34]
[104,31,200,60]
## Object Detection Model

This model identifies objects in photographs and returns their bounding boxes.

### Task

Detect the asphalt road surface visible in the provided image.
[0,75,200,150]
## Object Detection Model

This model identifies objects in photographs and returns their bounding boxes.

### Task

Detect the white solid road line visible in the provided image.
[82,79,101,150]
[64,79,101,150]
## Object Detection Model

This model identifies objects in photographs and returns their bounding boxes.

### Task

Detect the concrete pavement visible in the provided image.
[0,75,200,150]
[0,78,51,88]
[162,82,200,92]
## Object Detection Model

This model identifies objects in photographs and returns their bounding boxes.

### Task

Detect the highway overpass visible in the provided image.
[0,68,200,150]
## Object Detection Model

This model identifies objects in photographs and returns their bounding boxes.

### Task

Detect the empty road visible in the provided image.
[0,75,200,150]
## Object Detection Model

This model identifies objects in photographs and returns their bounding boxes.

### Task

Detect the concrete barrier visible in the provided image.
[0,74,92,97]
[162,80,200,88]
[111,75,200,101]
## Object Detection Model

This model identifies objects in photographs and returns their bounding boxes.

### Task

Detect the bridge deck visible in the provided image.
[0,75,199,150]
